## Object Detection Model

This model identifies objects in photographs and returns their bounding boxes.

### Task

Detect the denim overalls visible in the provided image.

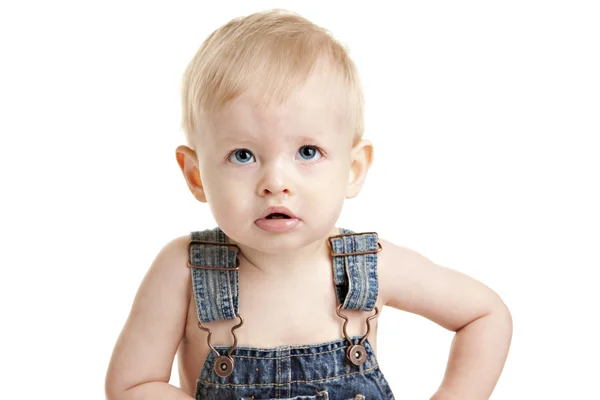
[187,227,395,399]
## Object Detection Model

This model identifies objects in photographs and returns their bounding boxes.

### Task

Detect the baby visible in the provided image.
[105,9,512,400]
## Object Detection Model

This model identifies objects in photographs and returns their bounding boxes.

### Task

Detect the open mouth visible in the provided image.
[265,213,291,219]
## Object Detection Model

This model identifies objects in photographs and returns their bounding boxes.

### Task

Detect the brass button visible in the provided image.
[214,355,234,377]
[346,344,367,366]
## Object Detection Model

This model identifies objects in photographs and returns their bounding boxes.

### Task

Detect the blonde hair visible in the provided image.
[180,9,364,146]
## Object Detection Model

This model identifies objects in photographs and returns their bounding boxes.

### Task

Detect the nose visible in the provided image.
[257,159,291,197]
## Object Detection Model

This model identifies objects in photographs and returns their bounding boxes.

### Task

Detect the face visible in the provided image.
[183,63,369,254]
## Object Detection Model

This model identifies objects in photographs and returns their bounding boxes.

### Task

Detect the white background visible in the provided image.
[1,1,598,399]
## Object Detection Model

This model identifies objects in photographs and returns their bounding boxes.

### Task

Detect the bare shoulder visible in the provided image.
[150,234,192,280]
[105,233,192,398]
[132,233,192,298]
[377,237,510,331]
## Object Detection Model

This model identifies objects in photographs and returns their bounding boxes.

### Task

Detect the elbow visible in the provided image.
[105,370,131,400]
[463,293,513,337]
[105,386,121,400]
[492,294,513,332]
[105,379,123,400]
[105,374,169,400]
[497,298,513,340]
[481,295,513,345]
[105,383,138,400]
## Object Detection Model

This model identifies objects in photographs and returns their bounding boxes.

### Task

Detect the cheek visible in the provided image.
[203,171,253,210]
[304,164,349,201]
[206,184,253,230]
[324,161,351,189]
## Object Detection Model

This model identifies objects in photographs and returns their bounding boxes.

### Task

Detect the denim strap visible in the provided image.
[189,227,240,323]
[330,228,379,311]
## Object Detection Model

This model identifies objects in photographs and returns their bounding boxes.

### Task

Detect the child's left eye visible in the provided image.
[296,146,322,161]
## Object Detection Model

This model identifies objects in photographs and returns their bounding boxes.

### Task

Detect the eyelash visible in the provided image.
[226,146,326,165]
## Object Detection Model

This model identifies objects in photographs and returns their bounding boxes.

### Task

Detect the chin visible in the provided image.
[219,218,335,249]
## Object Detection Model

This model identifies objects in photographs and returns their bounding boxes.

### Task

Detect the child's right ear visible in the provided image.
[175,145,207,203]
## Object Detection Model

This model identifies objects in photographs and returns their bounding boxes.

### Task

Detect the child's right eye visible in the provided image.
[228,149,255,165]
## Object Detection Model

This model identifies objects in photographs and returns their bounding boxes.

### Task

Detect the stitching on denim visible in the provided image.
[343,236,353,309]
[212,339,372,360]
[277,348,281,398]
[191,228,241,323]
[198,364,379,388]
[228,346,342,360]
[369,368,392,400]
[330,230,379,311]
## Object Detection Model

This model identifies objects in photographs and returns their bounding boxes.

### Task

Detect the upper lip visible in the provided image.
[259,206,297,219]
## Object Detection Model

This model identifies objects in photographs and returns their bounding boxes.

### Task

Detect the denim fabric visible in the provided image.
[195,335,394,400]
[188,227,395,399]
[329,229,379,312]
[190,228,241,323]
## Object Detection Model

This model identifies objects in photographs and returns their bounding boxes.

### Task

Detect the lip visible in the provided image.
[258,206,297,220]
[255,205,300,233]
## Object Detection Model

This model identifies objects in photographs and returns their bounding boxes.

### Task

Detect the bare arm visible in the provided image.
[430,307,512,400]
[379,240,513,400]
[105,235,195,400]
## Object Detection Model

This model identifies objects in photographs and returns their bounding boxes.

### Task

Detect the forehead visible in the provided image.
[205,62,349,140]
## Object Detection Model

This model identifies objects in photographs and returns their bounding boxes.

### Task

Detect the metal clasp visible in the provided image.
[186,239,240,270]
[197,314,244,377]
[336,304,379,366]
[187,238,243,376]
[327,232,382,257]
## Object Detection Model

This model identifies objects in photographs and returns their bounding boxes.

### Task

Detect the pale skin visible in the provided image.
[105,61,512,400]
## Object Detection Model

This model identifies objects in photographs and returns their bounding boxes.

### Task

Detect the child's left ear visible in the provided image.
[346,139,374,199]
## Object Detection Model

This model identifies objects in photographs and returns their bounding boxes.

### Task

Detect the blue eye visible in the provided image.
[228,149,255,164]
[297,146,322,161]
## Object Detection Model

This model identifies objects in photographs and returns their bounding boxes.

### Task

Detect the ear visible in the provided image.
[175,145,207,203]
[345,139,374,199]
